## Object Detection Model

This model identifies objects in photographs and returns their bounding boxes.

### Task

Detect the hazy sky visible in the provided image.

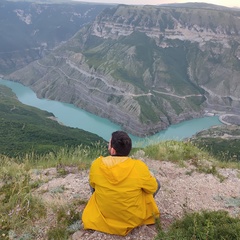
[74,0,240,8]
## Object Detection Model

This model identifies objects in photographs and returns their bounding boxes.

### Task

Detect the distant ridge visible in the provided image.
[159,2,231,9]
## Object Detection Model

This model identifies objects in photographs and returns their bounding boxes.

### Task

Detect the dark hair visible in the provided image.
[110,131,132,156]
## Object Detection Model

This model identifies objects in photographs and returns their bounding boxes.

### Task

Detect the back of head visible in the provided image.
[111,131,132,156]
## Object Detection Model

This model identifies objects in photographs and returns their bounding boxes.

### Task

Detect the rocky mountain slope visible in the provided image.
[0,0,109,74]
[32,157,240,239]
[6,3,240,137]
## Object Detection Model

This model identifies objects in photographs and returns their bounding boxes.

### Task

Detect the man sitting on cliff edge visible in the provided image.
[82,130,160,236]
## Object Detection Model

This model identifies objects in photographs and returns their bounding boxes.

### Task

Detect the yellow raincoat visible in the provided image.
[82,156,160,236]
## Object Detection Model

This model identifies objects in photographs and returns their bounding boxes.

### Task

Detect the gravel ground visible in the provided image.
[33,158,240,240]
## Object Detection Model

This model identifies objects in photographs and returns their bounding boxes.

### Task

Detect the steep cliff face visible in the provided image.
[7,4,240,136]
[90,5,240,107]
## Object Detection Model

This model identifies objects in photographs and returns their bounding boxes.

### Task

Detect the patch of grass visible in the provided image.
[189,158,225,181]
[50,186,65,194]
[191,136,240,163]
[143,140,226,179]
[21,142,107,169]
[47,201,83,239]
[0,158,47,238]
[155,210,240,240]
[47,227,69,240]
[144,140,210,163]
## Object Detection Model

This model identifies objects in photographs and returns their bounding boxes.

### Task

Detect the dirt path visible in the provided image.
[33,158,240,240]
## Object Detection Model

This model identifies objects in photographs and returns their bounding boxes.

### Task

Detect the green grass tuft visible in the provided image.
[0,159,47,238]
[155,210,240,240]
[144,140,209,163]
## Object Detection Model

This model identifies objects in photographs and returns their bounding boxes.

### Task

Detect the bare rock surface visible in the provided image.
[33,158,240,240]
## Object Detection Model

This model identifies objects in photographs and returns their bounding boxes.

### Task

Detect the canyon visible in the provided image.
[4,2,240,136]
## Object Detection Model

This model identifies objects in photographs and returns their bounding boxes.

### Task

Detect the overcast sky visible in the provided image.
[73,0,240,8]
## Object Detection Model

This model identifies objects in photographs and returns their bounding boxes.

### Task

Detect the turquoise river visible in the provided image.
[0,79,222,146]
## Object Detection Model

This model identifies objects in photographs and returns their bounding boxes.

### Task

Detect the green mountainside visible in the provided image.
[190,125,240,162]
[0,85,106,157]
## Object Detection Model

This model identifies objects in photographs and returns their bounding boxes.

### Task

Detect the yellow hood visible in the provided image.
[100,156,135,184]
